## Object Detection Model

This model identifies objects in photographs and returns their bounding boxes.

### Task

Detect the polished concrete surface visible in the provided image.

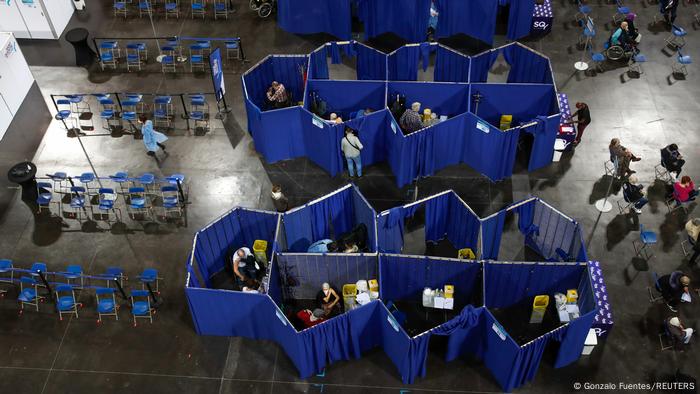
[1,0,699,392]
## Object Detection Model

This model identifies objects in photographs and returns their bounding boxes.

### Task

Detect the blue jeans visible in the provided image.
[346,155,362,177]
[634,197,648,209]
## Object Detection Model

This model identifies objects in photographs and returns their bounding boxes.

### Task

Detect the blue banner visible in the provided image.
[209,48,225,102]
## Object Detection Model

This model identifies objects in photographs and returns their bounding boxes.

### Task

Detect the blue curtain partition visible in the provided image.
[243,56,308,108]
[523,115,561,172]
[283,185,377,252]
[193,208,279,287]
[277,0,352,40]
[481,209,506,260]
[470,83,557,128]
[434,46,471,83]
[376,203,421,253]
[306,80,386,120]
[388,46,421,81]
[526,200,585,262]
[461,112,521,181]
[469,49,500,83]
[388,82,470,119]
[379,254,481,306]
[309,47,329,80]
[310,42,388,81]
[503,44,553,84]
[358,0,432,43]
[356,43,388,80]
[344,110,390,168]
[434,0,499,44]
[504,0,536,40]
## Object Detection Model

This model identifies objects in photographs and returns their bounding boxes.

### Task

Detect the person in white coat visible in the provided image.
[341,127,363,177]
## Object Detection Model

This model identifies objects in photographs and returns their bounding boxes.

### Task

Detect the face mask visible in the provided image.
[272,191,282,199]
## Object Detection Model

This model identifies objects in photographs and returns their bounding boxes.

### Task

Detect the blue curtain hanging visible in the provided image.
[306,80,387,121]
[505,330,556,392]
[277,0,352,39]
[502,44,553,84]
[388,46,420,81]
[434,0,499,44]
[356,44,388,80]
[434,46,470,83]
[300,109,345,176]
[330,42,342,64]
[469,49,500,82]
[461,113,521,181]
[358,0,432,43]
[377,204,421,253]
[344,110,390,168]
[505,0,536,40]
[419,42,432,72]
[514,199,537,236]
[481,210,506,260]
[524,115,559,172]
[309,47,329,80]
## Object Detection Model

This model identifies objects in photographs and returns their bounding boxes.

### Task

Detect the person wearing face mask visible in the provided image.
[270,184,289,212]
[316,282,341,317]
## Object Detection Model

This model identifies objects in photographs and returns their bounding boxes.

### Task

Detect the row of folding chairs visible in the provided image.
[113,0,232,20]
[98,38,241,72]
[37,172,186,222]
[0,261,161,326]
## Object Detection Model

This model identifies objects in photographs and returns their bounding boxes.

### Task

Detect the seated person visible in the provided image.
[673,176,698,204]
[343,241,359,253]
[296,308,326,328]
[661,144,685,179]
[624,13,641,44]
[337,223,368,251]
[307,239,338,253]
[686,218,700,245]
[610,21,635,53]
[354,108,373,119]
[659,272,691,312]
[232,247,260,288]
[266,81,288,109]
[399,102,424,133]
[665,316,694,350]
[316,282,342,317]
[329,113,343,124]
[622,176,648,214]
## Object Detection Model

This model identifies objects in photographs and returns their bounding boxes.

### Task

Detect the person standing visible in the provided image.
[341,127,363,178]
[139,114,168,159]
[271,185,289,212]
[570,102,591,145]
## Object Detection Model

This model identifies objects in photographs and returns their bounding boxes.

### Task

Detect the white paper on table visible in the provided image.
[558,310,570,322]
[681,292,692,303]
[433,296,445,309]
[443,298,454,310]
[356,292,371,305]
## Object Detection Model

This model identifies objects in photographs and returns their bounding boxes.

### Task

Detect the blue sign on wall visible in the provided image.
[209,48,226,102]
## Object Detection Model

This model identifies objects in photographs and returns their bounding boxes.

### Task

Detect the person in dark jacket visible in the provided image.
[658,271,691,312]
[660,0,679,27]
[624,13,641,43]
[270,184,289,212]
[665,316,694,350]
[661,144,685,178]
[622,176,647,214]
[570,102,591,145]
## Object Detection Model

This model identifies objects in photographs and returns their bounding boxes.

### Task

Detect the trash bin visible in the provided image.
[529,295,549,323]
[552,138,568,162]
[252,239,268,265]
[65,28,96,68]
[7,161,37,202]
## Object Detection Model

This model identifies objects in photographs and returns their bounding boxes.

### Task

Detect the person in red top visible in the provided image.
[296,309,326,328]
[674,176,698,205]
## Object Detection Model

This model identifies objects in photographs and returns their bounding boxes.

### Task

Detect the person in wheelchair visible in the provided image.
[606,21,639,61]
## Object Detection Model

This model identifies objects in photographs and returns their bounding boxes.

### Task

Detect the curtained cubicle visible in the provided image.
[186,187,598,392]
[242,42,560,187]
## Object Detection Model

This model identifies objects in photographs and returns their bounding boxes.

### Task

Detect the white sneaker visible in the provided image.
[634,207,642,214]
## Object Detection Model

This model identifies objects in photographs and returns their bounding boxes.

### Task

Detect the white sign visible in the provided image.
[276,309,287,325]
[387,315,400,332]
[492,322,506,341]
[476,121,490,134]
[390,120,397,134]
[312,116,324,129]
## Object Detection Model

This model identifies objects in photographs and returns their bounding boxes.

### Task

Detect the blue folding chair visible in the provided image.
[96,287,119,323]
[68,186,87,222]
[99,97,121,131]
[191,0,206,19]
[55,99,77,131]
[102,266,128,290]
[114,0,128,18]
[153,96,173,128]
[214,0,228,19]
[130,290,154,326]
[99,41,120,70]
[612,0,630,24]
[30,262,48,282]
[79,172,98,197]
[165,0,179,19]
[633,224,658,261]
[648,272,664,303]
[138,172,157,195]
[225,40,240,62]
[574,0,591,24]
[62,264,84,288]
[0,259,13,298]
[138,268,161,294]
[92,187,120,223]
[672,49,692,78]
[49,171,68,194]
[189,45,206,73]
[138,0,153,17]
[165,173,187,202]
[666,25,687,50]
[18,276,45,314]
[36,181,57,215]
[127,187,152,220]
[628,53,646,76]
[55,284,82,321]
[189,94,209,129]
[161,185,182,218]
[65,94,90,114]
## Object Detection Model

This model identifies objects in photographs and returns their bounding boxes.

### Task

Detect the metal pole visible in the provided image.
[594,174,615,212]
[75,133,104,188]
[180,93,191,130]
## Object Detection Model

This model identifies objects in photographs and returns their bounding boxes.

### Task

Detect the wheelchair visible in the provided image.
[249,0,275,18]
[604,41,638,61]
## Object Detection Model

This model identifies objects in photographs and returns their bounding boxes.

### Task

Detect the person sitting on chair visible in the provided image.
[399,102,424,133]
[307,239,338,253]
[623,176,648,214]
[609,138,641,177]
[266,81,288,109]
[232,247,259,288]
[674,176,698,205]
[686,218,700,265]
[661,144,685,179]
[296,308,326,328]
[659,271,691,312]
[316,282,341,317]
[665,316,694,350]
[625,13,641,44]
[343,241,359,253]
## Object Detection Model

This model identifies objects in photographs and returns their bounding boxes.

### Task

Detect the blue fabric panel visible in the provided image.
[576,232,588,262]
[244,98,263,138]
[388,82,469,117]
[277,0,352,39]
[461,113,520,181]
[348,300,382,353]
[376,303,413,383]
[236,209,279,259]
[387,46,420,81]
[258,107,306,162]
[503,44,553,84]
[514,199,536,235]
[243,58,273,108]
[309,47,329,80]
[424,196,448,243]
[481,210,506,260]
[506,0,535,40]
[530,200,581,261]
[484,262,586,308]
[358,0,432,42]
[351,186,378,251]
[376,204,421,253]
[475,309,521,390]
[330,42,342,64]
[420,114,468,177]
[306,80,386,120]
[525,115,559,172]
[406,333,431,382]
[268,257,283,306]
[446,193,481,250]
[419,43,432,72]
[469,49,499,82]
[277,254,378,299]
[245,56,307,108]
[379,255,480,306]
[434,46,470,83]
[505,330,554,391]
[385,122,425,187]
[194,231,214,286]
[553,310,596,369]
[470,83,556,127]
[356,43,388,80]
[434,0,498,44]
[344,110,389,168]
[296,310,355,375]
[299,109,345,176]
[186,260,200,288]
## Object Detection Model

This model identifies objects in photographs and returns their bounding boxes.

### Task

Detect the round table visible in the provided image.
[65,28,96,68]
[7,161,38,202]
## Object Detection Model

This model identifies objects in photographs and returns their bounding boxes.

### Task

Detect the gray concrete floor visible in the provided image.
[1,0,700,393]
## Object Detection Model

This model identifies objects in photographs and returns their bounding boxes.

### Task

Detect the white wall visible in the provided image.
[0,0,74,40]
[43,0,75,38]
[0,33,35,141]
